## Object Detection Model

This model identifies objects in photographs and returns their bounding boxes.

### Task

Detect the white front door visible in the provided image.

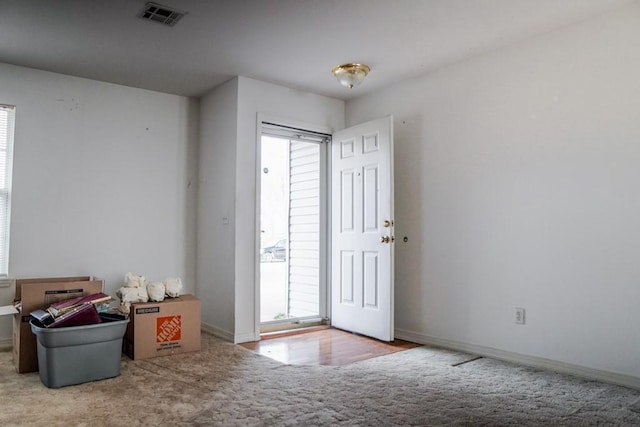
[331,116,394,341]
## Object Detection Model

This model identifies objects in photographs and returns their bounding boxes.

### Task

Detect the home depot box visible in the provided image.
[13,276,103,373]
[123,294,201,360]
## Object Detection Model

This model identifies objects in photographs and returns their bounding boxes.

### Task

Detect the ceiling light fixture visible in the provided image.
[331,63,370,89]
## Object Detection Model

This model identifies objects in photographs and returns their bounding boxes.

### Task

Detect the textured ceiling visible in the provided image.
[0,0,633,100]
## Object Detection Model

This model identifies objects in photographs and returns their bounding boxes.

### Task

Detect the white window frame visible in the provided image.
[0,105,15,278]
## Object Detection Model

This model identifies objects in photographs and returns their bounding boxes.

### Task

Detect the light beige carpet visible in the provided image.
[1,333,639,426]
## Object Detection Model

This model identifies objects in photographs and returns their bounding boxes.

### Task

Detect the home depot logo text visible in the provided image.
[156,315,182,343]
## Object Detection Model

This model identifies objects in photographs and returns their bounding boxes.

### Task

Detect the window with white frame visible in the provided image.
[0,105,15,276]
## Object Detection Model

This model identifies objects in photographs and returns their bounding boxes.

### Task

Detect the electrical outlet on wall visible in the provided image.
[515,307,526,325]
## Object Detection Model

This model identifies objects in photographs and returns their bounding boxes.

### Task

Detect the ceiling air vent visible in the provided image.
[138,2,187,27]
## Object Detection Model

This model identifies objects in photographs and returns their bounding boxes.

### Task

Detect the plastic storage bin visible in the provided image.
[30,314,129,388]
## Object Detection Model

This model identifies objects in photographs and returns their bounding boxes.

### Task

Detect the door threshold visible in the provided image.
[260,324,330,340]
[260,317,327,334]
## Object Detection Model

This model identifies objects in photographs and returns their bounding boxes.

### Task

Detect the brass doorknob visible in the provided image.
[379,236,390,243]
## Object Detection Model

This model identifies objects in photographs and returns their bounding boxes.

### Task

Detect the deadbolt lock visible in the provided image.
[383,220,393,228]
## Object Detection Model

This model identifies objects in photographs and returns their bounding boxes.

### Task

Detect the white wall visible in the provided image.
[347,3,640,380]
[0,63,198,343]
[198,76,344,342]
[197,78,238,338]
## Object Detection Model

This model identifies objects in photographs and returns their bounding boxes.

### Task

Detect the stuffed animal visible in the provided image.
[164,277,183,297]
[147,282,166,302]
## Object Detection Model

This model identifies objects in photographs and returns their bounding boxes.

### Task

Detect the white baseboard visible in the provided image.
[201,322,233,342]
[0,337,11,351]
[395,328,640,391]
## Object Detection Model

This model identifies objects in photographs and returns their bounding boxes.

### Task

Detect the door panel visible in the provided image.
[363,251,379,308]
[363,165,379,232]
[331,116,394,341]
[340,251,355,304]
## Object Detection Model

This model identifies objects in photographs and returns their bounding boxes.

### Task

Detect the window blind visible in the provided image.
[0,105,15,276]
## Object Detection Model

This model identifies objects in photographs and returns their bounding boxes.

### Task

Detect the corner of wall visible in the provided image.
[196,78,240,334]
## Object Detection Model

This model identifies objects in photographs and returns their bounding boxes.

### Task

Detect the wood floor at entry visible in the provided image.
[240,327,420,366]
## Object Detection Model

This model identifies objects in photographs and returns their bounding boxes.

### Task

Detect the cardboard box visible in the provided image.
[13,276,103,373]
[123,294,201,360]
